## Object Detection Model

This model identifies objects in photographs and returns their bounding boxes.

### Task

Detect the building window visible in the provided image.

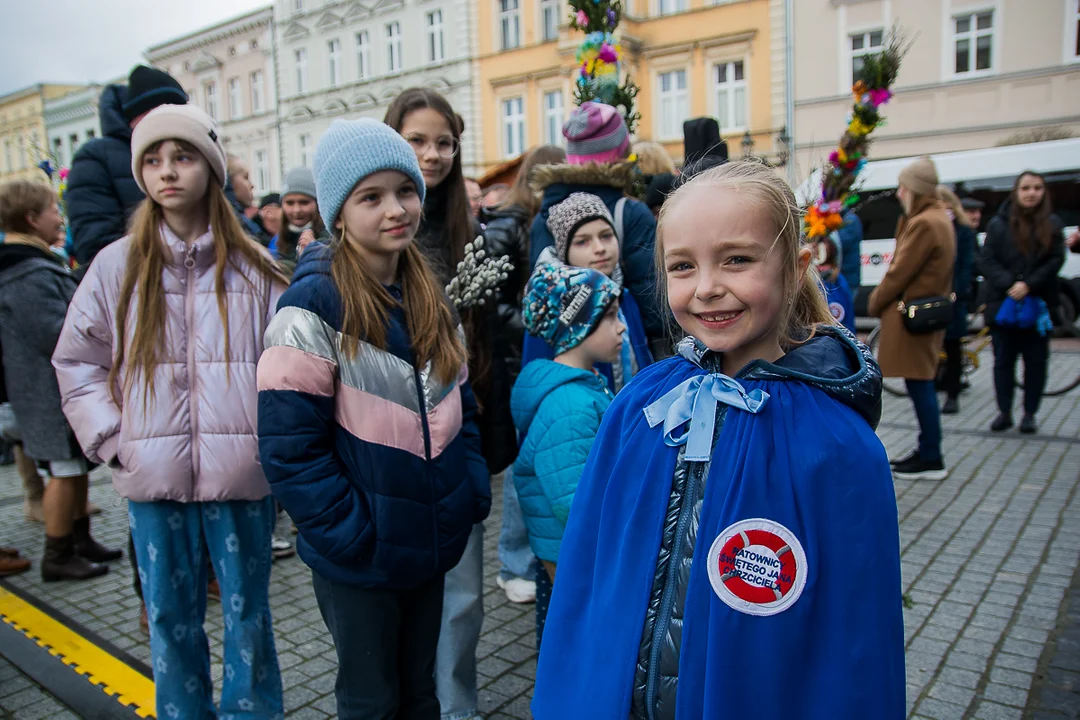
[53,137,63,166]
[714,60,747,131]
[849,29,884,87]
[254,150,269,193]
[3,141,10,173]
[299,133,312,167]
[204,82,218,121]
[86,129,95,140]
[657,0,687,16]
[295,48,309,93]
[657,69,688,140]
[543,90,563,145]
[69,133,79,157]
[427,10,445,64]
[500,0,521,50]
[293,0,304,11]
[251,71,265,113]
[229,77,243,119]
[356,31,371,78]
[17,136,25,169]
[953,10,994,75]
[386,22,402,72]
[1074,0,1080,58]
[328,39,342,86]
[501,96,525,158]
[540,0,559,42]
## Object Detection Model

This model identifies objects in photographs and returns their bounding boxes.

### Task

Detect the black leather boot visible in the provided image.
[72,516,123,562]
[42,534,109,582]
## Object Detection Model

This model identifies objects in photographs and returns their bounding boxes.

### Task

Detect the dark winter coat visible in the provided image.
[947,221,976,339]
[480,203,531,383]
[66,85,144,270]
[978,201,1066,327]
[0,240,82,461]
[867,196,956,380]
[530,163,663,338]
[257,245,491,589]
[416,183,518,474]
[225,184,271,246]
[838,210,864,292]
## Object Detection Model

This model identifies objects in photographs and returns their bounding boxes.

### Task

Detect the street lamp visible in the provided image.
[741,130,755,159]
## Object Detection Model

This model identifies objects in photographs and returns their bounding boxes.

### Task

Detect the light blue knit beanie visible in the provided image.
[312,118,427,230]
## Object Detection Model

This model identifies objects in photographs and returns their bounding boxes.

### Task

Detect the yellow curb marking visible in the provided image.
[0,586,155,717]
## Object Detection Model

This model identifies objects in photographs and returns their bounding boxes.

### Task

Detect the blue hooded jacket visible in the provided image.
[257,245,491,589]
[529,162,662,336]
[511,360,613,563]
[532,326,904,719]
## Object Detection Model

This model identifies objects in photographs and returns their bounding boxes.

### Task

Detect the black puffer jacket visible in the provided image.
[66,85,143,270]
[480,203,531,384]
[630,327,883,720]
[978,200,1066,326]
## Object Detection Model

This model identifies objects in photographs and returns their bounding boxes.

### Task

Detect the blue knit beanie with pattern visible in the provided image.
[312,118,427,230]
[523,263,621,355]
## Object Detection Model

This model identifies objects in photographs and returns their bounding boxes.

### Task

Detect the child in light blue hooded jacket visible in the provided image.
[512,262,624,644]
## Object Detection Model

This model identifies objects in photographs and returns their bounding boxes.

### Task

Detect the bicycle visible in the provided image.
[866,322,991,398]
[866,312,1080,398]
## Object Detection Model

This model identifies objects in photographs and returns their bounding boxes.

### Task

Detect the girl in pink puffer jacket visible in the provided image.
[53,104,288,719]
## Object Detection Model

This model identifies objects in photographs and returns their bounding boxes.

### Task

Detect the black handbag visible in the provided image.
[899,294,955,334]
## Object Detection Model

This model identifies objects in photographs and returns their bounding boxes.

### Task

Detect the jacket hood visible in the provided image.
[512,360,605,436]
[482,203,530,224]
[291,241,334,284]
[530,162,635,194]
[98,85,132,142]
[0,242,65,284]
[676,325,883,428]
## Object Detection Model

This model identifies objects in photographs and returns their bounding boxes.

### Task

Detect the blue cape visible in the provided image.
[532,331,905,719]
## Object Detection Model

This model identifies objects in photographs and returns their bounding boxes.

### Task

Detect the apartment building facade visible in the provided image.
[0,84,85,182]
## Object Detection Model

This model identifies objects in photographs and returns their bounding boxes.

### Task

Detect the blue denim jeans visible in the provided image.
[497,469,536,581]
[905,379,943,462]
[435,522,484,720]
[129,498,283,720]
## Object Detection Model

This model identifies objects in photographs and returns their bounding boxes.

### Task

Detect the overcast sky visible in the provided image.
[0,0,271,96]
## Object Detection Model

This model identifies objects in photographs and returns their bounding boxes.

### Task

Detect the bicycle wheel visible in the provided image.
[867,326,909,397]
[1017,334,1080,397]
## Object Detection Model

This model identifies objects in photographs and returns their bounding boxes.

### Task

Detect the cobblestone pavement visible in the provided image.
[0,655,78,720]
[0,341,1078,719]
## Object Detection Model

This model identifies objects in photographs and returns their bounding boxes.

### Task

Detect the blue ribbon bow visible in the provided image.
[643,373,769,462]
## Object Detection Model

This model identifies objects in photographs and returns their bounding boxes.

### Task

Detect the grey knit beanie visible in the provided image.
[547,192,616,262]
[281,167,318,202]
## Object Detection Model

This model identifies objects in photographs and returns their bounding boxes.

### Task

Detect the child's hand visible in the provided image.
[1007,281,1030,301]
[297,229,316,255]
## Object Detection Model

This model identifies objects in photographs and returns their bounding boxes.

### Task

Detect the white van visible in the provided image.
[797,139,1080,320]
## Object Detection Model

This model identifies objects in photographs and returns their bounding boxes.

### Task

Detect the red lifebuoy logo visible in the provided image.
[829,301,846,322]
[706,518,807,616]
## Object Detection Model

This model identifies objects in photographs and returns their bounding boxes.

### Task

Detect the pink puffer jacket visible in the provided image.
[53,225,285,503]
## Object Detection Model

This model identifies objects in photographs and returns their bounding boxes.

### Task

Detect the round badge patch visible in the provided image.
[706,518,807,617]
[828,301,846,322]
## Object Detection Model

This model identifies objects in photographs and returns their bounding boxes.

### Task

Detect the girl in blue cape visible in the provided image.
[532,161,905,720]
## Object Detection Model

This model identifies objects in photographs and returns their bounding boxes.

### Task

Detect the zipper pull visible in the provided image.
[185,244,196,269]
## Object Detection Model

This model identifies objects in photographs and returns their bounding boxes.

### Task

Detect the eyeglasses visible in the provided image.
[404,134,460,159]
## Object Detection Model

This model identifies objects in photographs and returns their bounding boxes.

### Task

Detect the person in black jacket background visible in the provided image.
[481,144,565,606]
[939,186,976,415]
[65,66,187,274]
[978,171,1066,434]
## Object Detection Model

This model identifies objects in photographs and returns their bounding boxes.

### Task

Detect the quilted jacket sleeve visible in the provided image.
[531,389,605,527]
[458,377,493,523]
[52,259,122,465]
[257,287,375,564]
[620,199,663,337]
[67,144,131,268]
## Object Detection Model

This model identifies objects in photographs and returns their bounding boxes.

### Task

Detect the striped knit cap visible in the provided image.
[563,102,631,165]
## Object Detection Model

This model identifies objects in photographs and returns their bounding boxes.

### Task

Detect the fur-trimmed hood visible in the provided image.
[530,162,635,194]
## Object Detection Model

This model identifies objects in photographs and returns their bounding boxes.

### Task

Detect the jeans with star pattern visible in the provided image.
[129,498,283,720]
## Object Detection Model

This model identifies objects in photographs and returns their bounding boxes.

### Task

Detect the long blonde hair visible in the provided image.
[109,145,287,407]
[937,186,974,228]
[330,218,466,386]
[656,161,836,349]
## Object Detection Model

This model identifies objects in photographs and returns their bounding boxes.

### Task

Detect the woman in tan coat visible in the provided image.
[868,157,956,481]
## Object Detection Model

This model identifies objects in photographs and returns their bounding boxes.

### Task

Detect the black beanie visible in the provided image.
[259,193,282,209]
[122,66,188,123]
